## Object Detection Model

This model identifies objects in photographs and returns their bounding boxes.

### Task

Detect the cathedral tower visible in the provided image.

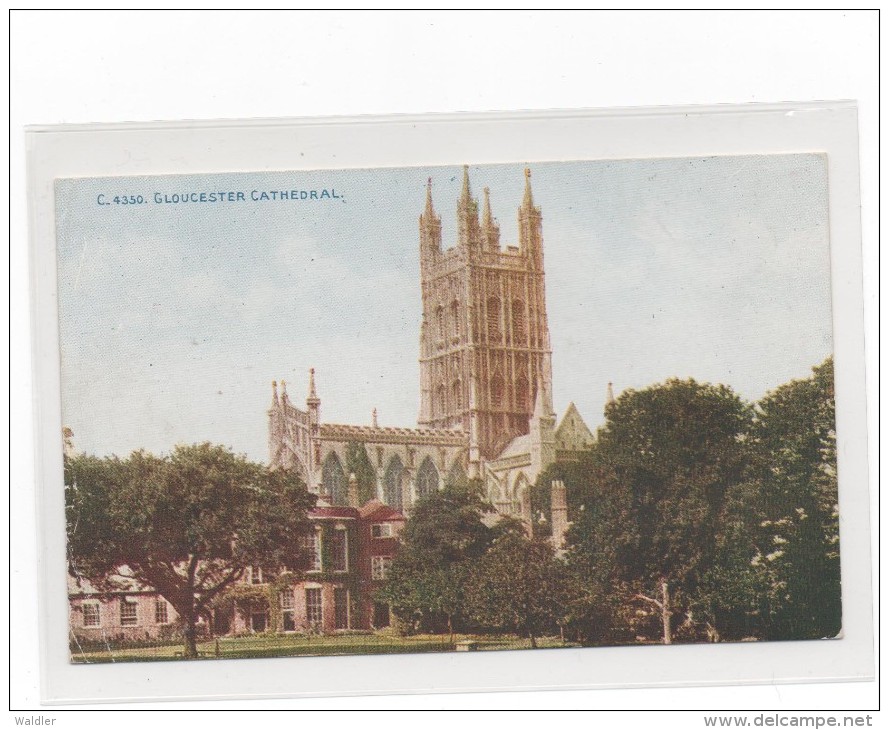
[418,166,554,469]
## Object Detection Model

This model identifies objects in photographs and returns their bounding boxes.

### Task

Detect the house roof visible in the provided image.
[310,504,360,520]
[496,433,530,459]
[359,499,405,522]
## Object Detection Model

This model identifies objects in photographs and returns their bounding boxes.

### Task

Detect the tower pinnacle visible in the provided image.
[271,379,279,407]
[424,177,434,217]
[522,167,534,208]
[460,164,472,204]
[307,368,319,403]
[606,381,616,410]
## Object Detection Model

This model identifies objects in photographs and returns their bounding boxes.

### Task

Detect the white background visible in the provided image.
[8,9,879,720]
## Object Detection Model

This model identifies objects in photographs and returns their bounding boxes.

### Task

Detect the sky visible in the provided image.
[55,155,833,463]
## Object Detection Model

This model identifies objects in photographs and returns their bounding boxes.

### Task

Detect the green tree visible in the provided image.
[466,532,566,648]
[378,481,494,636]
[748,357,840,639]
[65,443,316,658]
[345,441,376,505]
[565,379,754,644]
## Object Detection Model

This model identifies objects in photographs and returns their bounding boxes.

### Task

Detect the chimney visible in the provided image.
[551,479,569,551]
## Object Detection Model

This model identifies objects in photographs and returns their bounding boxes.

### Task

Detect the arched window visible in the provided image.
[491,375,504,409]
[415,457,440,501]
[486,297,501,342]
[451,379,462,410]
[322,452,347,505]
[512,299,526,344]
[445,459,467,489]
[436,305,445,340]
[515,374,530,412]
[383,455,404,511]
[450,300,460,337]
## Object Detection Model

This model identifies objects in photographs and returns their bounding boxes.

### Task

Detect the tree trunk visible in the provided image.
[183,614,199,659]
[528,628,537,649]
[661,579,672,646]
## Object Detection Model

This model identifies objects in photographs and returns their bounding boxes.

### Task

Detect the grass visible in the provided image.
[70,632,575,663]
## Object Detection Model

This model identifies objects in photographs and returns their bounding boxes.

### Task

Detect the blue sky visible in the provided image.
[55,155,832,463]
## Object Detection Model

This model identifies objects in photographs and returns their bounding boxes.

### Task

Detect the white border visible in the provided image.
[26,102,872,705]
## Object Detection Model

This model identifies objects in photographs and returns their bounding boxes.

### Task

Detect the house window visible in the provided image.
[250,610,268,633]
[279,589,296,632]
[329,528,348,572]
[334,587,350,630]
[305,587,323,629]
[82,602,100,628]
[244,565,264,584]
[371,555,393,581]
[373,601,391,628]
[303,530,321,572]
[154,599,169,625]
[119,598,138,626]
[371,523,393,539]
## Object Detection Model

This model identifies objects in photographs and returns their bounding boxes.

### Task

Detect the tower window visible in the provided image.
[512,300,526,343]
[436,305,445,340]
[516,375,530,411]
[437,384,446,417]
[486,297,501,342]
[451,300,460,337]
[452,379,462,410]
[491,375,504,409]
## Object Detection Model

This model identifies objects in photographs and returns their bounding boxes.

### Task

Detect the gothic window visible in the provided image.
[491,375,504,409]
[450,300,460,337]
[452,379,462,410]
[512,299,526,344]
[383,455,404,510]
[322,452,347,504]
[486,297,501,342]
[515,374,530,412]
[415,456,440,501]
[436,305,445,340]
[445,459,467,488]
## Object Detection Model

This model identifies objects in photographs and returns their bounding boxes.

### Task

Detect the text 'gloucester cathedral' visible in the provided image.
[268,166,600,522]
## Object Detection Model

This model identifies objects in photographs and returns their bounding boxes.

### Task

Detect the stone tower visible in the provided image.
[418,166,553,471]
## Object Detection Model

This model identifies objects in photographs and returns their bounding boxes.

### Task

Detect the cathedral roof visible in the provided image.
[496,433,530,459]
[320,423,467,447]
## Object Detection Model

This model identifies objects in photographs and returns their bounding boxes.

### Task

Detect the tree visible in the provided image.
[377,481,494,636]
[65,443,316,658]
[466,532,566,648]
[565,379,754,644]
[748,357,840,640]
[345,442,376,505]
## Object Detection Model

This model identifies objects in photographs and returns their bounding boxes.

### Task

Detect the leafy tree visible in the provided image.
[748,357,840,639]
[466,532,566,648]
[65,443,316,658]
[565,379,754,644]
[378,481,494,637]
[345,441,376,505]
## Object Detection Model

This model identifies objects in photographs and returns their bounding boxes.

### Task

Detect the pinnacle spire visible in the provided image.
[372,407,378,427]
[606,381,616,409]
[307,368,318,402]
[482,186,493,228]
[533,376,554,418]
[522,167,534,208]
[271,379,280,406]
[424,177,435,217]
[460,164,472,204]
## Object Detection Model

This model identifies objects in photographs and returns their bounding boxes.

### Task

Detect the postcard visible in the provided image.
[56,155,842,665]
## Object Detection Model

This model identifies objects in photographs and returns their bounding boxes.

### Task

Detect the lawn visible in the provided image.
[70,632,574,663]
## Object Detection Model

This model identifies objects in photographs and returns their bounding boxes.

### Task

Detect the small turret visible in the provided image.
[518,167,543,264]
[457,165,480,248]
[606,381,616,413]
[481,186,501,251]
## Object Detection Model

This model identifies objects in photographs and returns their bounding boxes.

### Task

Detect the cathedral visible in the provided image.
[268,166,594,523]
